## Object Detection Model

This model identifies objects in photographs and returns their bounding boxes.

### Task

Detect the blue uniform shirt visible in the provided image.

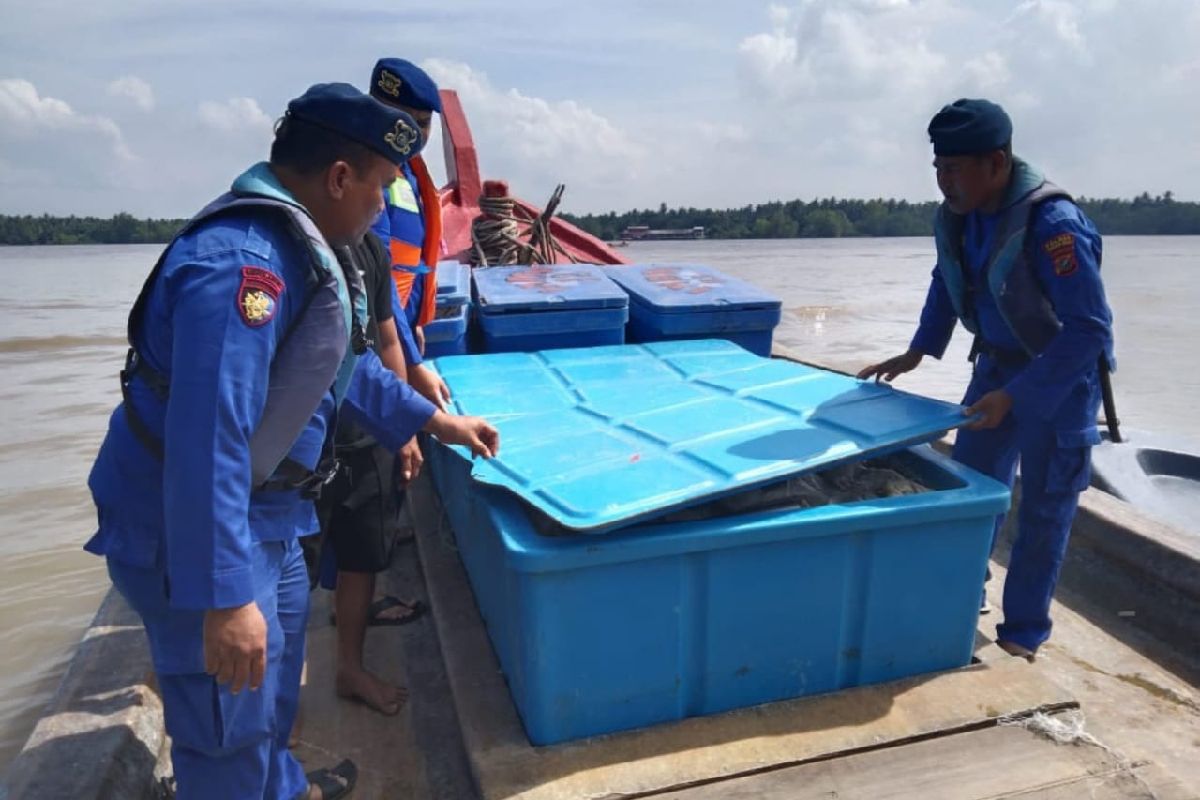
[88,203,436,610]
[910,198,1110,422]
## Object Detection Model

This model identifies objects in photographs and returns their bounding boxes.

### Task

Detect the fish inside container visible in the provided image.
[530,455,932,537]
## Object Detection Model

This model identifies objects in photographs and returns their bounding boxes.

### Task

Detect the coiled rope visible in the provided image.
[471,180,578,267]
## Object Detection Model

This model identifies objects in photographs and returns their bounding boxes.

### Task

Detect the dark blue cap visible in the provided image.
[928,98,1012,156]
[285,82,424,165]
[370,58,442,113]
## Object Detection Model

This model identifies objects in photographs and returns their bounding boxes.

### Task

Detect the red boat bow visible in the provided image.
[436,89,630,266]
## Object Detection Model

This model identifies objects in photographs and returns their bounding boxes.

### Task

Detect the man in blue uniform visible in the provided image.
[368,57,452,409]
[86,83,498,800]
[858,98,1114,662]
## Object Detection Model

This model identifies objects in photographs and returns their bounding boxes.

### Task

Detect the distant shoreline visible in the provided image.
[3,192,1199,245]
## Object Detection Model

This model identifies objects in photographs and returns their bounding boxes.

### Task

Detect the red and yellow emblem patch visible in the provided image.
[1043,233,1078,277]
[238,266,284,327]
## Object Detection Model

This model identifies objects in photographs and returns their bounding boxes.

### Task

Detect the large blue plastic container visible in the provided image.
[429,443,1007,746]
[472,265,628,353]
[425,261,471,358]
[426,341,1009,745]
[604,264,782,356]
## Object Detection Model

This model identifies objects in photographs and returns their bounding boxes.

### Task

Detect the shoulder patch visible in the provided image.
[238,266,284,326]
[1043,233,1077,277]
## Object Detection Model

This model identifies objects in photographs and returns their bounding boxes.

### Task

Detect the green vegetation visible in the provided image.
[0,213,186,245]
[563,193,1200,240]
[1,192,1198,245]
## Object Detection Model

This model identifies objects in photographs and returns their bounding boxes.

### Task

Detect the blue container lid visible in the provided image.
[436,261,471,307]
[605,264,780,313]
[473,264,628,314]
[432,339,974,533]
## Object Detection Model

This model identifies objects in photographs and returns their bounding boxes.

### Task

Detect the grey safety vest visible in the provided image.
[932,157,1071,359]
[121,191,369,491]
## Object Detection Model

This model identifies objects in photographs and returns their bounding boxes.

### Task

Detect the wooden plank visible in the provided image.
[650,719,1194,799]
[409,472,1082,800]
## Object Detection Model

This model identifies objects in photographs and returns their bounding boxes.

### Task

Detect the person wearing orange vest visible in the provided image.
[369,58,451,410]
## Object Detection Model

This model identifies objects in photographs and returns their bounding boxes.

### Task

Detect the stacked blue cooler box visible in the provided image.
[471,264,628,353]
[423,260,471,358]
[604,264,783,356]
[426,339,1010,746]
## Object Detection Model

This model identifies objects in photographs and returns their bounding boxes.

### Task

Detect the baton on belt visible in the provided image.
[1098,355,1122,444]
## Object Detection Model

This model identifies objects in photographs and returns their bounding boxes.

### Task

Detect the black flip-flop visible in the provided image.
[329,595,425,628]
[306,758,358,800]
[367,594,425,627]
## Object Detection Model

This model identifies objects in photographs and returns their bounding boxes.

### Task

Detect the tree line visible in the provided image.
[563,191,1200,240]
[0,212,186,246]
[1,192,1198,245]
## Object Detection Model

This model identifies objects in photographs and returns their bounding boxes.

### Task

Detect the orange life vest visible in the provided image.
[384,155,441,328]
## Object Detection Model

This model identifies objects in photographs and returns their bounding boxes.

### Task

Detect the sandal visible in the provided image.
[366,595,424,626]
[305,758,358,800]
[329,595,425,627]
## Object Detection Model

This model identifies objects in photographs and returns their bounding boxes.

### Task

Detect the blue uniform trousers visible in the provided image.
[952,355,1100,652]
[108,539,310,800]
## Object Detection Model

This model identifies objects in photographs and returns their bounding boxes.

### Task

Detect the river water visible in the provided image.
[0,236,1195,775]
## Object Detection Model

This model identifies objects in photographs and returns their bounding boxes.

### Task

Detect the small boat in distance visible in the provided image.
[621,224,706,240]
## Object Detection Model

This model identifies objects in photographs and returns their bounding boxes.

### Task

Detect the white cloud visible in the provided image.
[1011,0,1086,55]
[767,3,792,27]
[0,79,138,212]
[0,78,132,160]
[696,121,751,146]
[198,97,272,134]
[961,52,1010,92]
[2,1,1200,215]
[0,78,76,128]
[421,58,646,199]
[738,0,946,102]
[106,75,154,111]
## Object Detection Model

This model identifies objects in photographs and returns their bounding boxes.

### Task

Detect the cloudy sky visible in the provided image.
[2,0,1198,218]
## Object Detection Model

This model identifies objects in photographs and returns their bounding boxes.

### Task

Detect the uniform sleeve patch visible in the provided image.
[1044,232,1078,277]
[238,266,284,326]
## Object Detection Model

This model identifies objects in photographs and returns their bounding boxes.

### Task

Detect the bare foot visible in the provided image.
[336,666,408,716]
[997,639,1037,663]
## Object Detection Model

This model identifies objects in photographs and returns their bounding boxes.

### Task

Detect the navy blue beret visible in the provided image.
[370,58,443,113]
[285,82,424,165]
[928,98,1012,156]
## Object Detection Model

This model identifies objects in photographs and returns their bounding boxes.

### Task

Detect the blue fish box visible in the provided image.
[427,341,1009,746]
[605,264,782,356]
[471,264,629,353]
[425,261,471,358]
[435,260,471,307]
[424,304,469,358]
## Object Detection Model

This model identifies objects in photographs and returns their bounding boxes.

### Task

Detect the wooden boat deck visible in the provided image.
[284,466,1199,800]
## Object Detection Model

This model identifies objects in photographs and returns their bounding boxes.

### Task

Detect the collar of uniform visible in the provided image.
[999,156,1045,211]
[231,162,306,211]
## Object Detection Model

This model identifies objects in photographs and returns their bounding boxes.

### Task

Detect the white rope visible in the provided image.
[999,710,1162,798]
[470,184,576,267]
